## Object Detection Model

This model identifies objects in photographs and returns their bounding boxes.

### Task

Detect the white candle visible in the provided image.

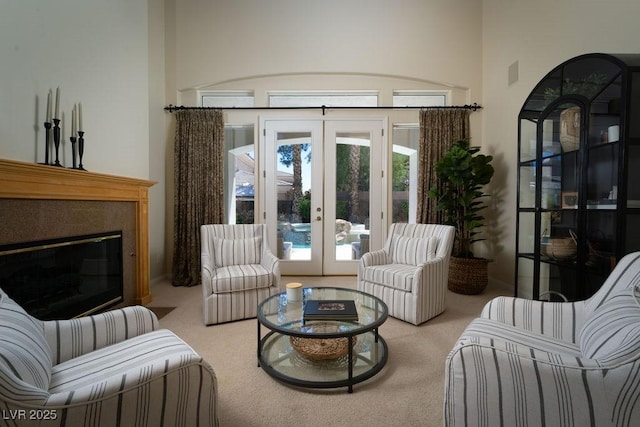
[46,90,52,122]
[55,87,60,119]
[78,102,83,131]
[71,104,77,135]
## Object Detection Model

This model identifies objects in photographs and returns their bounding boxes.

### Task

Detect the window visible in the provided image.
[269,92,378,107]
[392,125,419,223]
[225,125,256,224]
[393,91,447,107]
[201,91,254,108]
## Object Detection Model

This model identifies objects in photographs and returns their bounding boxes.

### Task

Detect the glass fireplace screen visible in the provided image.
[0,231,124,320]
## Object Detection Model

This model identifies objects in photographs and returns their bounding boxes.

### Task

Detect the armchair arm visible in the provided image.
[480,296,586,344]
[42,306,159,364]
[413,255,450,294]
[358,249,389,280]
[360,248,389,268]
[261,249,281,289]
[45,352,215,407]
[445,336,610,427]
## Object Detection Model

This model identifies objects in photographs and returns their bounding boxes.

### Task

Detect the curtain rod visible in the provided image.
[163,103,482,115]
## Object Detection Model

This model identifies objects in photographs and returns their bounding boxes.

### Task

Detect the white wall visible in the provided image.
[482,0,640,287]
[172,0,483,95]
[0,0,149,179]
[164,0,485,278]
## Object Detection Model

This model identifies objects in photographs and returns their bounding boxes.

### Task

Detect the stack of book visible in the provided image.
[303,300,359,321]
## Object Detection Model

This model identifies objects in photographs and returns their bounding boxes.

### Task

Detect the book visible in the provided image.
[303,300,359,321]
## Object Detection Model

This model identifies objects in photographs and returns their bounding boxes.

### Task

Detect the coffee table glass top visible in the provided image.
[257,286,388,337]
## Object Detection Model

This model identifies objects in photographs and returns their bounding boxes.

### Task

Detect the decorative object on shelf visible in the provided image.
[560,106,581,152]
[69,103,78,169]
[39,87,86,170]
[42,121,52,165]
[428,138,494,294]
[41,89,53,165]
[52,118,62,167]
[608,125,620,142]
[51,87,62,167]
[541,230,578,260]
[77,130,86,170]
[68,102,86,170]
[561,191,579,208]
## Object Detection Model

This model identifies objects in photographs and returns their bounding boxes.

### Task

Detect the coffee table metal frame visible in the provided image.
[257,287,388,393]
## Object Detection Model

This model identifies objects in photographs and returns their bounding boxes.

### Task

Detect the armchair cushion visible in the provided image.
[0,290,51,391]
[49,329,200,394]
[212,236,262,268]
[579,291,640,364]
[212,264,274,293]
[360,263,419,292]
[390,235,437,265]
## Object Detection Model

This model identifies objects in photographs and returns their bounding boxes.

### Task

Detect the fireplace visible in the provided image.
[0,158,155,309]
[0,231,124,320]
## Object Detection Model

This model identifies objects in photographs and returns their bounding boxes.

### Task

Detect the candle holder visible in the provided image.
[41,121,52,165]
[69,136,77,169]
[77,131,85,170]
[52,118,62,167]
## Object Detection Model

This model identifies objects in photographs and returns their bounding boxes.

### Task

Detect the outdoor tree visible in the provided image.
[277,143,310,222]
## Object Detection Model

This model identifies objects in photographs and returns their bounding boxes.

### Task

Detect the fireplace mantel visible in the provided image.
[0,158,156,305]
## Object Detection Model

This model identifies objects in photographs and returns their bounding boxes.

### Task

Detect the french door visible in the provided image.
[262,117,386,275]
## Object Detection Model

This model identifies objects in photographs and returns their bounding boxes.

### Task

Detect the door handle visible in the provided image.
[316,216,322,221]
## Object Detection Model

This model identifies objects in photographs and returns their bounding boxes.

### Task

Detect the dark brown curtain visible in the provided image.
[416,108,470,224]
[172,109,225,287]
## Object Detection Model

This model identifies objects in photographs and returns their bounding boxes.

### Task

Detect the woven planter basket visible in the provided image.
[448,256,490,295]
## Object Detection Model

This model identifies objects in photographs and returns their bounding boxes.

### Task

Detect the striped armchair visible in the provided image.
[0,289,218,426]
[356,223,455,325]
[445,251,640,426]
[200,224,281,325]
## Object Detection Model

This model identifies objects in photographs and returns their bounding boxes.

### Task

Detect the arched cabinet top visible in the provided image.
[520,53,640,116]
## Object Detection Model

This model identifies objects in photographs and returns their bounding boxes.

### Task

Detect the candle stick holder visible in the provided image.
[41,121,52,165]
[77,131,85,170]
[52,118,62,167]
[69,136,77,169]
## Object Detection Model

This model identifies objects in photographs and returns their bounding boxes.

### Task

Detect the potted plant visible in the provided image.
[428,139,494,294]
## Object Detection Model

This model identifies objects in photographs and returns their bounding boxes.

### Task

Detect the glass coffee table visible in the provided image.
[257,287,388,393]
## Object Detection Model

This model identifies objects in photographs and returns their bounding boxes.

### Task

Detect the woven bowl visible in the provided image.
[541,236,577,260]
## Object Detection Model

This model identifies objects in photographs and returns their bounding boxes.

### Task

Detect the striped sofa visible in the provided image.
[0,289,218,426]
[445,251,640,427]
[357,223,455,325]
[201,224,281,325]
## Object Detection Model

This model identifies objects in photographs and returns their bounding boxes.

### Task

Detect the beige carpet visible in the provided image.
[148,277,509,427]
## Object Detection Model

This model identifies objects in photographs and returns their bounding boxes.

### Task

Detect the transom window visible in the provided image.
[201,91,254,108]
[392,91,447,107]
[269,92,378,107]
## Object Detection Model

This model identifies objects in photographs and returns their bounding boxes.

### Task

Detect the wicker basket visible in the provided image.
[448,256,489,295]
[541,230,577,260]
[290,322,357,360]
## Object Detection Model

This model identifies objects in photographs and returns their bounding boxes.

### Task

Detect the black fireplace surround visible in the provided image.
[0,231,124,320]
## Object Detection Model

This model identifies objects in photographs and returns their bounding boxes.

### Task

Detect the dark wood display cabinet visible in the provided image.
[516,53,640,301]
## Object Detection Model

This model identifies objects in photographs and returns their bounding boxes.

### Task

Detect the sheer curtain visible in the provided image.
[416,108,470,224]
[172,109,225,287]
